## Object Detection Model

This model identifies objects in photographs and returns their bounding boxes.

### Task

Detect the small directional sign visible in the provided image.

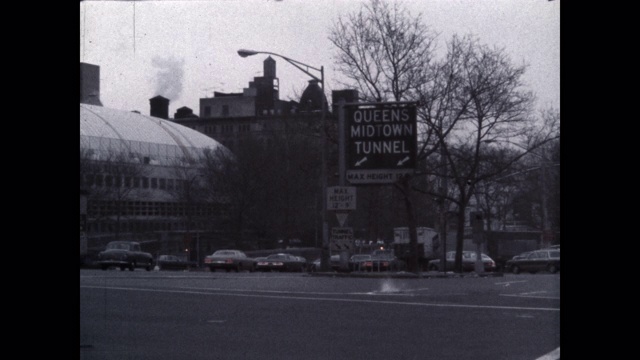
[345,103,417,184]
[331,227,354,251]
[327,186,356,211]
[335,212,348,227]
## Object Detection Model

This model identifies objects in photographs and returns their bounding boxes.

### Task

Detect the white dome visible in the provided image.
[80,104,228,163]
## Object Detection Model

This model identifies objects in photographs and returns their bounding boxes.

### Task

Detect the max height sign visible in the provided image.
[346,103,417,184]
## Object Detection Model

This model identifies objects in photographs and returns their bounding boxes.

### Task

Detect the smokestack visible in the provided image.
[149,95,170,119]
[80,62,103,106]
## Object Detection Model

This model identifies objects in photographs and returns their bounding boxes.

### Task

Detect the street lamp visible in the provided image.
[237,49,329,270]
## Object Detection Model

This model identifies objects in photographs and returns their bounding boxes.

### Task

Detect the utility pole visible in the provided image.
[439,139,448,273]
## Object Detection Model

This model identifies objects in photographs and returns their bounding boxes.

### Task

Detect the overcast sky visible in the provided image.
[80,0,559,117]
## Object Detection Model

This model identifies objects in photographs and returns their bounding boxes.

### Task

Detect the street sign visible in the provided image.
[335,212,349,227]
[345,103,417,184]
[331,227,354,251]
[327,186,356,211]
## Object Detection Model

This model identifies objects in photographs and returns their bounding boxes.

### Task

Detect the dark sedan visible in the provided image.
[505,249,560,274]
[371,253,405,272]
[97,241,154,271]
[255,253,306,272]
[156,255,195,271]
[427,251,496,272]
[204,249,255,272]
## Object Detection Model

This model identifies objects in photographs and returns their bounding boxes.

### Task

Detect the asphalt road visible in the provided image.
[80,269,560,360]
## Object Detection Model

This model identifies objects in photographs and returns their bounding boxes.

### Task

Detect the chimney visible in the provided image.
[80,62,103,106]
[149,95,170,119]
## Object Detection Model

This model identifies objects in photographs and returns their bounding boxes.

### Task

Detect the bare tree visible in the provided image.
[201,115,322,250]
[80,147,151,241]
[329,2,559,272]
[166,155,209,259]
[417,35,559,272]
[329,0,439,271]
[329,0,437,102]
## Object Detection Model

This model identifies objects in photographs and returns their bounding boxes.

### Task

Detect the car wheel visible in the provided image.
[512,265,520,274]
[146,262,152,271]
[129,261,136,271]
[101,265,109,271]
[547,264,558,274]
[428,264,438,271]
[236,264,242,272]
[209,266,216,272]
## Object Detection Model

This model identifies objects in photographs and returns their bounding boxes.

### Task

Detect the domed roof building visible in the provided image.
[80,85,231,266]
[80,103,229,165]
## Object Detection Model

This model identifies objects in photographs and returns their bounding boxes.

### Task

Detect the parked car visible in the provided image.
[510,251,532,261]
[349,254,373,272]
[204,249,255,272]
[371,253,406,272]
[505,249,560,274]
[309,255,341,272]
[156,255,195,271]
[255,253,306,272]
[97,241,154,271]
[427,251,496,272]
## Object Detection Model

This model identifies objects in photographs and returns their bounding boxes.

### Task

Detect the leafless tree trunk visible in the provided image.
[80,147,150,241]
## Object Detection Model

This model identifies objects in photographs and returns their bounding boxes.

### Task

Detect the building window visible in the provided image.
[142,177,149,189]
[167,179,174,190]
[151,178,158,189]
[85,174,95,187]
[133,177,140,188]
[222,105,229,116]
[204,106,211,117]
[159,178,166,190]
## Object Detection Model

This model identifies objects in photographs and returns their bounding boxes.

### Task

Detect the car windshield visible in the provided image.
[214,251,238,257]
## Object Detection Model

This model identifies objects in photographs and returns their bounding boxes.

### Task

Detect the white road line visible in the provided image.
[494,280,528,285]
[81,285,560,312]
[536,347,560,360]
[500,294,559,300]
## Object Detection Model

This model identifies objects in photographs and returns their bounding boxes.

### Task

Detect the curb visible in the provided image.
[307,271,505,279]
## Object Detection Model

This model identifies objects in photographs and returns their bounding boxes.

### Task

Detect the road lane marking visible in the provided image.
[500,293,559,300]
[494,280,528,285]
[81,285,559,312]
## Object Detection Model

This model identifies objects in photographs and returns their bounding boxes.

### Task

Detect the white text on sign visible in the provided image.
[327,186,356,211]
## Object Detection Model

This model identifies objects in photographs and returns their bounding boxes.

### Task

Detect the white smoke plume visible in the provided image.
[151,56,184,101]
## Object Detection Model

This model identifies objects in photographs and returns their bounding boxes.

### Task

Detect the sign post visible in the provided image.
[331,227,354,252]
[345,102,418,185]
